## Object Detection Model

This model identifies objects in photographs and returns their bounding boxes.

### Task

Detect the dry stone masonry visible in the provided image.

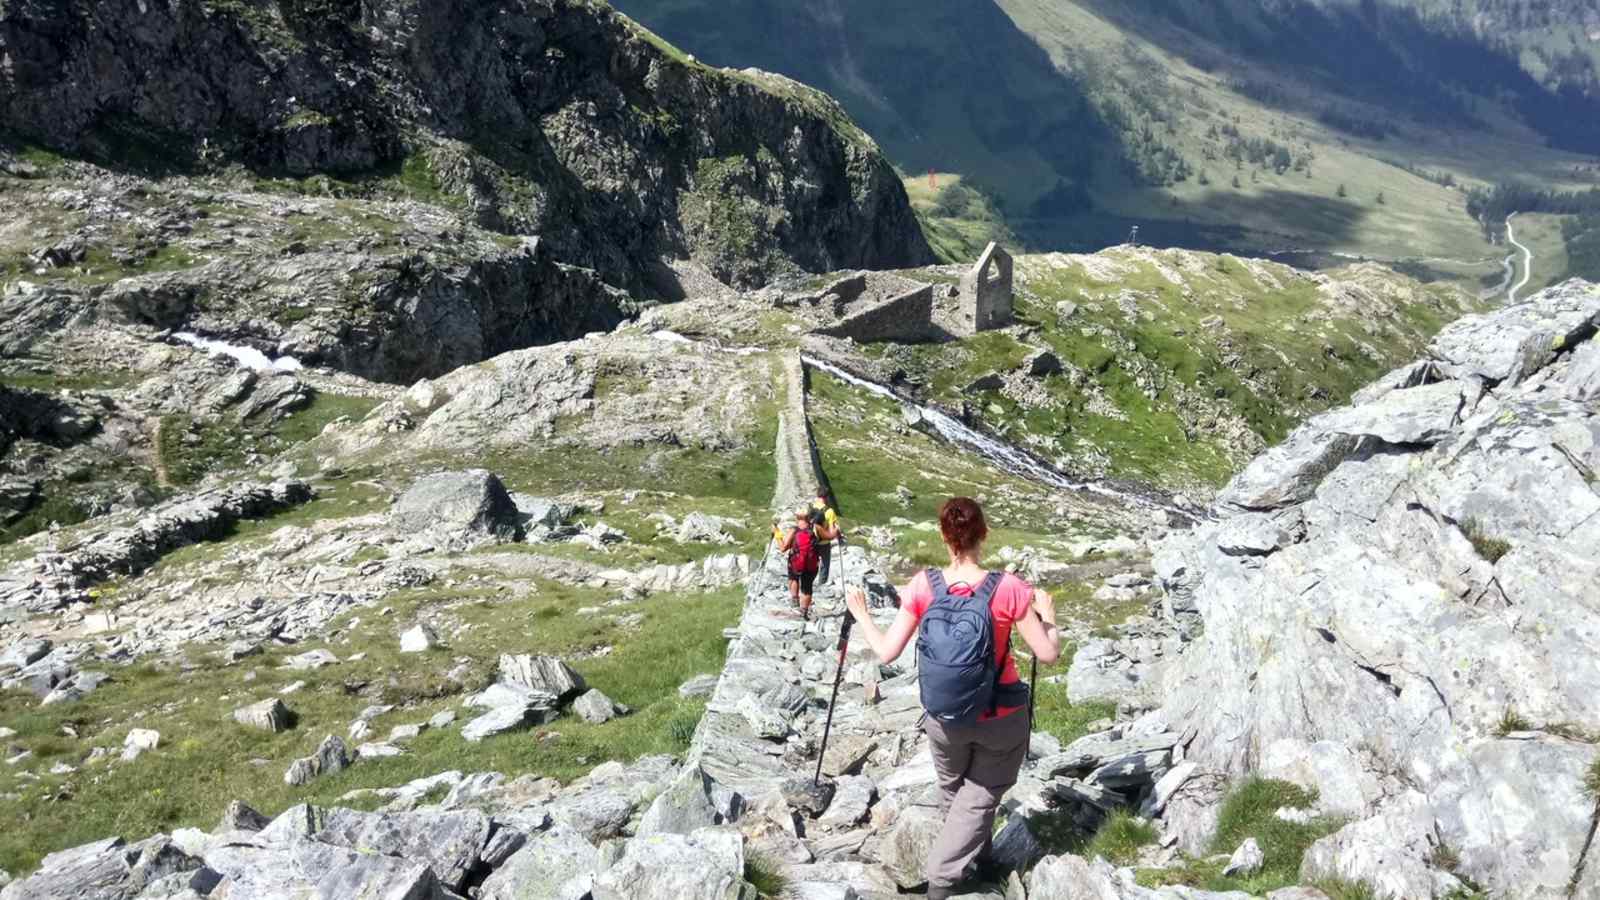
[955,242,1015,335]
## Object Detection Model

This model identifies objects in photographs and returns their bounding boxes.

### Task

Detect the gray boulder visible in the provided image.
[461,704,549,743]
[1316,379,1463,444]
[590,827,748,900]
[637,764,741,837]
[398,624,437,653]
[232,698,292,733]
[217,801,270,833]
[1146,281,1600,896]
[282,735,349,786]
[678,674,719,698]
[1298,794,1462,898]
[499,654,586,703]
[313,807,491,892]
[881,802,943,889]
[0,638,50,674]
[1428,281,1599,384]
[391,470,524,546]
[1222,837,1264,877]
[511,494,569,529]
[675,512,736,544]
[0,835,200,900]
[478,822,598,900]
[548,788,638,843]
[572,688,627,724]
[200,836,440,899]
[1568,339,1600,401]
[281,649,337,670]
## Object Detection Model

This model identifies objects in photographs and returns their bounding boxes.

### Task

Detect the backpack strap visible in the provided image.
[970,572,1011,715]
[925,567,948,602]
[971,571,1003,605]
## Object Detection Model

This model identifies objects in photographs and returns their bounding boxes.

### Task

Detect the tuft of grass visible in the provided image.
[1031,685,1113,750]
[1460,517,1511,564]
[1430,841,1462,872]
[1494,707,1532,737]
[1140,777,1345,894]
[1315,879,1380,900]
[667,704,705,750]
[1084,810,1158,865]
[1585,756,1600,799]
[743,852,789,900]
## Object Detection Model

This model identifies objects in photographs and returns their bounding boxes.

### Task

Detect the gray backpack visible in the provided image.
[916,569,1027,725]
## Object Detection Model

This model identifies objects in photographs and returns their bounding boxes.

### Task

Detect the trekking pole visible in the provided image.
[814,543,854,785]
[1028,654,1038,755]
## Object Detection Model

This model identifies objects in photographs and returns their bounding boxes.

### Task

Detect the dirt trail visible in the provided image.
[1506,212,1533,304]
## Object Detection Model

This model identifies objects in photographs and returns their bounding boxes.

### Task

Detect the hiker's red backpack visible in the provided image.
[789,526,821,575]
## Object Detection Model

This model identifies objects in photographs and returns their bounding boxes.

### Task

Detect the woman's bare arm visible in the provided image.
[845,587,919,664]
[1015,589,1061,663]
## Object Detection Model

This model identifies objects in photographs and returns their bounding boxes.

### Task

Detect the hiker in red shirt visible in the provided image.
[775,506,822,620]
[844,497,1061,899]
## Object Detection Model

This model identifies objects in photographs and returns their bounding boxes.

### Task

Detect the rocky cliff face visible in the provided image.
[0,0,930,296]
[1121,280,1600,896]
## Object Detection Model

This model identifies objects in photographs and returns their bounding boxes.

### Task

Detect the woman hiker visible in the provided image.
[775,505,822,620]
[843,496,1060,899]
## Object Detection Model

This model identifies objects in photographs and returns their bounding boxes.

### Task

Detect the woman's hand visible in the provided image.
[1031,588,1057,626]
[845,586,870,620]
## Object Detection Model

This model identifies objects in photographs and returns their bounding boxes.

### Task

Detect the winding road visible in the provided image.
[1506,212,1533,304]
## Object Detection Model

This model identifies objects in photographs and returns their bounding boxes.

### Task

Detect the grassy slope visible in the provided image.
[902,172,1020,264]
[859,249,1473,490]
[0,355,782,871]
[0,574,743,872]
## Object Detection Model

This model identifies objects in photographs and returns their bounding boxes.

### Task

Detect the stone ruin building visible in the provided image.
[956,241,1013,335]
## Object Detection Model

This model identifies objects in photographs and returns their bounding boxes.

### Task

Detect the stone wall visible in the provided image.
[815,282,938,344]
[770,354,829,515]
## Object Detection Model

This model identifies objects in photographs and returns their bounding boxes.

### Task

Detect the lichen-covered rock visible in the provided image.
[232,698,292,734]
[283,735,349,786]
[478,822,598,900]
[391,470,524,546]
[0,835,200,900]
[636,764,741,837]
[1147,280,1600,897]
[312,807,492,892]
[590,827,748,900]
[200,836,441,898]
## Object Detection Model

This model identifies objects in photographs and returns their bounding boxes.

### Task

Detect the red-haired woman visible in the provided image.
[844,497,1061,899]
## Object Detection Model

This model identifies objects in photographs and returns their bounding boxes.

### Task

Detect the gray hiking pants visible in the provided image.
[923,709,1031,894]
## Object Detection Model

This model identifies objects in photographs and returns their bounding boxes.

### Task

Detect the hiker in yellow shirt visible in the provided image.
[808,486,841,584]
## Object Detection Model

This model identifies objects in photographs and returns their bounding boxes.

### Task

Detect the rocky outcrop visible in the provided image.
[0,480,314,615]
[0,0,929,302]
[1136,280,1600,898]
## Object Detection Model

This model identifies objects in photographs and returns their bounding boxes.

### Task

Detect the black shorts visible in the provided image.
[791,569,817,595]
